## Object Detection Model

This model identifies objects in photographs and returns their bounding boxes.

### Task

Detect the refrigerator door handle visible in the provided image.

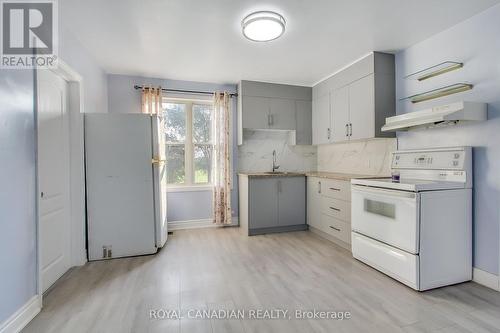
[152,157,166,164]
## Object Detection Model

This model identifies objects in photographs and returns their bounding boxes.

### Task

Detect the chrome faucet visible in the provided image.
[272,150,280,172]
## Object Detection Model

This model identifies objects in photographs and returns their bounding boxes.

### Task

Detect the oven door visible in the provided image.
[351,185,420,254]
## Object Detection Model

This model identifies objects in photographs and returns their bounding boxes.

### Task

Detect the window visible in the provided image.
[163,99,214,186]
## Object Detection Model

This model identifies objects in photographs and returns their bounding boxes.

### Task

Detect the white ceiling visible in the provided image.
[61,0,500,86]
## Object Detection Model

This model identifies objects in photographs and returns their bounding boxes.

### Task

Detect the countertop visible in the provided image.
[238,171,383,180]
[238,172,306,178]
[305,171,382,181]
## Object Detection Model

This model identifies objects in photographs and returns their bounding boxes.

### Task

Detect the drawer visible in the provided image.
[352,232,419,290]
[321,196,350,222]
[319,179,350,201]
[320,214,350,244]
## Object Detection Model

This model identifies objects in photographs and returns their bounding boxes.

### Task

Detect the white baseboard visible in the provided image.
[168,217,239,231]
[473,267,500,291]
[0,295,41,333]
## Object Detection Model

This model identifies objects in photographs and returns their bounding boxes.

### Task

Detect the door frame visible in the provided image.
[36,60,86,302]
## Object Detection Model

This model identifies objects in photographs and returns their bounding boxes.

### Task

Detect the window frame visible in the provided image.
[163,97,214,189]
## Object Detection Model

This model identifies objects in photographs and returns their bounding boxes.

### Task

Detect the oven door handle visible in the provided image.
[351,185,417,199]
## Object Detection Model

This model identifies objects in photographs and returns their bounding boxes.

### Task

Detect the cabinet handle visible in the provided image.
[329,206,341,212]
[329,187,341,191]
[329,226,341,232]
[318,181,322,194]
[327,128,331,140]
[349,123,353,137]
[345,123,349,137]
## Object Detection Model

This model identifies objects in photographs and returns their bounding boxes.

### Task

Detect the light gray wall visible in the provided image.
[395,4,500,275]
[0,11,108,324]
[0,70,37,323]
[60,2,108,114]
[167,191,213,222]
[107,74,239,222]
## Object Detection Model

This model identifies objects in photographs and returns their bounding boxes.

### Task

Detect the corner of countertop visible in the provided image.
[237,171,388,180]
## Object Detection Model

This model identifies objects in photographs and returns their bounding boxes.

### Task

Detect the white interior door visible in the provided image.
[38,69,71,292]
[152,115,168,247]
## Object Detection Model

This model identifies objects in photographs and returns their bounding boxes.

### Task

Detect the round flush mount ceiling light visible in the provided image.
[241,11,286,42]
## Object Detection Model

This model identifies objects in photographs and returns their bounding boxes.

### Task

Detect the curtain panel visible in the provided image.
[141,86,162,115]
[212,92,232,225]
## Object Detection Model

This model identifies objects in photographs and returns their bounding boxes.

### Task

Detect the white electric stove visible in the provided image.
[350,147,472,291]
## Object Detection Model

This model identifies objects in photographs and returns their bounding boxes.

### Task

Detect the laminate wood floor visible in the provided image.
[24,228,500,333]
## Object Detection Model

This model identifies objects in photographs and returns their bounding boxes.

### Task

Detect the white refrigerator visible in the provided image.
[85,113,168,261]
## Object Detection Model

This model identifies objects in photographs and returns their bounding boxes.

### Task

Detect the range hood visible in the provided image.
[382,101,487,132]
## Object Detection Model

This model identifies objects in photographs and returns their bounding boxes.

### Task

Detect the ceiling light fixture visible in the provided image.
[241,11,286,42]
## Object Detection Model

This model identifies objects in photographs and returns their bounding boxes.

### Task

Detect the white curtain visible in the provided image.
[212,92,232,225]
[141,86,162,115]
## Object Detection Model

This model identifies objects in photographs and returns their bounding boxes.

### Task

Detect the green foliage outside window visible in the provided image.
[163,101,213,185]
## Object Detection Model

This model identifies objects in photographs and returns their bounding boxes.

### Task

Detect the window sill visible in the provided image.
[167,185,214,193]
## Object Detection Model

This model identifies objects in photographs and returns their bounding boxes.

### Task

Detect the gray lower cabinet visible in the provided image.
[239,175,307,235]
[278,177,306,226]
[248,178,279,229]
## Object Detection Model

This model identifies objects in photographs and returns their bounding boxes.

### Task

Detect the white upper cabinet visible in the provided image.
[312,93,330,145]
[238,80,312,145]
[348,74,375,140]
[311,52,395,145]
[331,85,349,142]
[295,100,312,145]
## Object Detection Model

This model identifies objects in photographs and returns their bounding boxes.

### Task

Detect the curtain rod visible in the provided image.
[133,85,238,97]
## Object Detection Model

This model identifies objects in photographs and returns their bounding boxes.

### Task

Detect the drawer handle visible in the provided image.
[329,206,340,212]
[329,187,341,191]
[329,226,341,231]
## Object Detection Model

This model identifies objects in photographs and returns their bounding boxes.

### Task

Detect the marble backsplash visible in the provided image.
[317,138,397,176]
[238,130,317,173]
